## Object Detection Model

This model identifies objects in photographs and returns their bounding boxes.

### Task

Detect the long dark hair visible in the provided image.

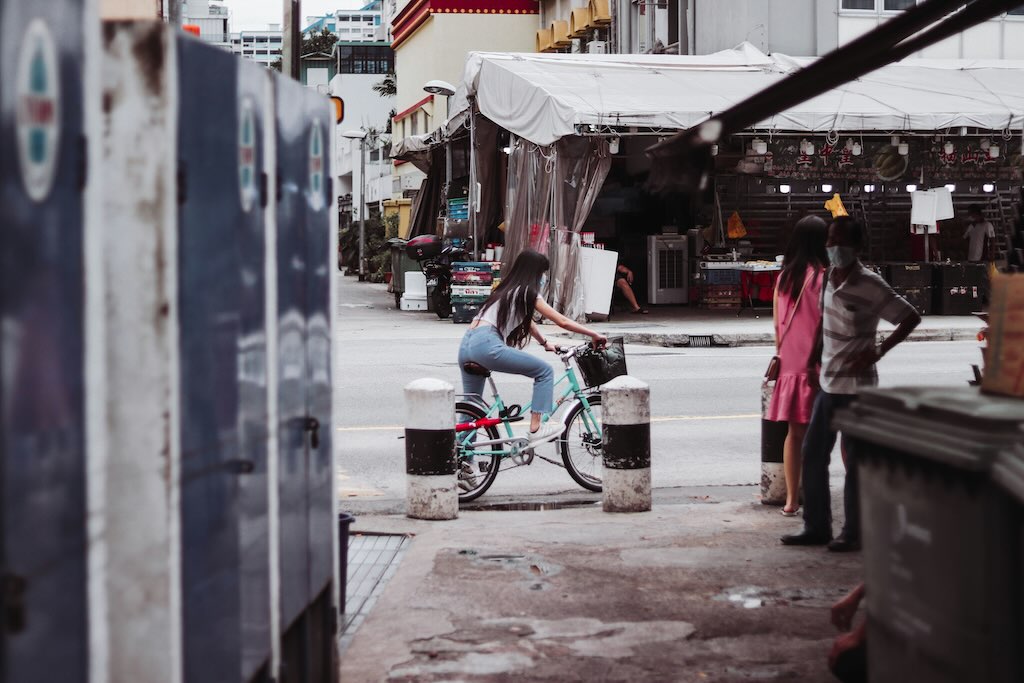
[480,249,549,348]
[779,214,828,298]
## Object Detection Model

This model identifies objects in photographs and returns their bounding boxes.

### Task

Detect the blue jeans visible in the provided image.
[458,326,554,415]
[801,391,860,540]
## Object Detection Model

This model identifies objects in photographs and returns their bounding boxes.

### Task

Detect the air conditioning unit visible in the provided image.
[647,235,689,304]
[587,40,606,54]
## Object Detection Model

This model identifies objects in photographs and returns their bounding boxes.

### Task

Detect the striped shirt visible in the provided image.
[820,264,916,395]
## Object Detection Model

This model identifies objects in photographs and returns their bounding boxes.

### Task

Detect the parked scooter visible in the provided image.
[406,235,470,319]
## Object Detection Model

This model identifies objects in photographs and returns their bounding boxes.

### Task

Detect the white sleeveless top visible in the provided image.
[474,287,544,341]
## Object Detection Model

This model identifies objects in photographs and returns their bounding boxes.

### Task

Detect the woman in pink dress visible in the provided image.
[767,215,828,516]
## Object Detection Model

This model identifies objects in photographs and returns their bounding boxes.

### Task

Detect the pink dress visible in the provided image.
[766,267,823,424]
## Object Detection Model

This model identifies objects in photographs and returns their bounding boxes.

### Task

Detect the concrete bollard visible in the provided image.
[404,378,458,520]
[601,376,652,512]
[760,382,788,505]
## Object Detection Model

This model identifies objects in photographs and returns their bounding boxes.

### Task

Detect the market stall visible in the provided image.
[416,43,1024,318]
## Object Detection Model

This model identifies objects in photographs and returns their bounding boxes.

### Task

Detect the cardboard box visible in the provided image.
[982,273,1024,398]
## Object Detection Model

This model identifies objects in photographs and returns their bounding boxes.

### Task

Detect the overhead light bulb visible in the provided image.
[710,144,719,156]
[906,184,917,192]
[779,184,791,194]
[845,138,854,151]
[608,138,620,155]
[752,138,767,155]
[944,141,954,155]
[805,141,815,155]
[980,138,991,151]
[945,183,956,192]
[852,142,862,156]
[983,183,995,193]
[800,138,809,154]
[898,142,909,156]
[821,184,833,193]
[891,135,901,146]
[863,184,875,193]
[989,144,1000,159]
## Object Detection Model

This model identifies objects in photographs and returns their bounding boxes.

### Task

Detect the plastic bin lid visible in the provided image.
[993,445,1024,504]
[834,386,1024,471]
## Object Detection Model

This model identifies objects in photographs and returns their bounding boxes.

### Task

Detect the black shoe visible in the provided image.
[780,531,831,546]
[827,537,861,553]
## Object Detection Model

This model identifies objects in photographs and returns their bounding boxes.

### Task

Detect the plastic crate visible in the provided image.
[702,269,742,285]
[452,302,482,323]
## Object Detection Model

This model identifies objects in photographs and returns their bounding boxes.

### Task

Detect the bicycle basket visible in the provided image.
[575,337,627,388]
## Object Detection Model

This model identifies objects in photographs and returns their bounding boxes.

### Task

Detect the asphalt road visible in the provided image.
[333,276,982,507]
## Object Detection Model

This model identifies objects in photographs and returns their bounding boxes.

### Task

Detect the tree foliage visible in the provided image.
[303,27,338,56]
[372,72,397,98]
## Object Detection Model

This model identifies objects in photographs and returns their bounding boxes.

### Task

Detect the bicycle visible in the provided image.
[454,341,609,502]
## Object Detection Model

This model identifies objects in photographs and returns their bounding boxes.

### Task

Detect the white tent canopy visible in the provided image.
[450,43,1024,147]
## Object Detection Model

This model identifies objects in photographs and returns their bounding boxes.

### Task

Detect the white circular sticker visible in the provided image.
[16,19,61,202]
[239,98,257,213]
[309,123,325,210]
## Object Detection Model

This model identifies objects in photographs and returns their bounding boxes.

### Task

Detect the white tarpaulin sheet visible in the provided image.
[451,43,1024,146]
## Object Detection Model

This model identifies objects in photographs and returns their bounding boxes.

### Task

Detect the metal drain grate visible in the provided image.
[340,533,410,653]
[687,335,715,347]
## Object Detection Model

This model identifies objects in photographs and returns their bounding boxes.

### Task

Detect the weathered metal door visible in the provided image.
[177,36,272,683]
[0,1,89,681]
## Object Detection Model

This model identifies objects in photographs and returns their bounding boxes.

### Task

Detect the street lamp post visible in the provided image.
[422,80,460,248]
[343,129,368,279]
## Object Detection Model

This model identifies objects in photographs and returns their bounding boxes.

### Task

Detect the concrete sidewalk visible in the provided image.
[340,274,983,347]
[339,487,861,682]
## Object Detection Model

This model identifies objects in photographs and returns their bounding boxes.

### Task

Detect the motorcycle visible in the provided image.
[406,235,470,319]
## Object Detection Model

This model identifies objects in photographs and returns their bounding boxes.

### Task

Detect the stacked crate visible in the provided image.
[451,262,494,323]
[886,262,933,315]
[932,262,987,315]
[700,268,742,309]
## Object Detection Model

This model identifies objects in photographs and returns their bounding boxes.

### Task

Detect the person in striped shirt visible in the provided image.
[781,216,921,552]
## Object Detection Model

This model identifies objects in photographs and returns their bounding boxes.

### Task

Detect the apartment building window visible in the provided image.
[841,0,915,10]
[336,44,394,74]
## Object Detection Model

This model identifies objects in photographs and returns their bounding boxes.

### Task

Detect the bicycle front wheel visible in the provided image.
[455,401,502,502]
[560,394,603,492]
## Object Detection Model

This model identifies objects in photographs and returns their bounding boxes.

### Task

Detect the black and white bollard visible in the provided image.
[760,381,788,505]
[404,378,458,520]
[601,376,652,512]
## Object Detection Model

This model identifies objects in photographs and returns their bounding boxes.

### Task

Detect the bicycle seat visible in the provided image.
[462,362,491,377]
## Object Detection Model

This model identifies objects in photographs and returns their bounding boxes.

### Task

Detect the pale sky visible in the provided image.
[220,0,367,31]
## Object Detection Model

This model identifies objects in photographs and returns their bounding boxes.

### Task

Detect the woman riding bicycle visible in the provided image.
[459,249,608,447]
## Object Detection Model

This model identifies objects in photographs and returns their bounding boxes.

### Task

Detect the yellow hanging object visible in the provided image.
[727,211,747,239]
[824,193,849,218]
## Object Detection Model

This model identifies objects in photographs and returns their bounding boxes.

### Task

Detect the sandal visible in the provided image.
[780,507,801,517]
[631,307,649,314]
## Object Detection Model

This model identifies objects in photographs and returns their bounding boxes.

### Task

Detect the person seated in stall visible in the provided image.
[615,260,648,314]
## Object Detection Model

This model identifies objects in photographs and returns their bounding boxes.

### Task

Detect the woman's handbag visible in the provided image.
[764,271,812,382]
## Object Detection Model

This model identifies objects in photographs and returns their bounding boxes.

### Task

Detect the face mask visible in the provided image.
[827,246,857,268]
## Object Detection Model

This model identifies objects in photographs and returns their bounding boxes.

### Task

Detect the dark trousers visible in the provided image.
[801,391,859,540]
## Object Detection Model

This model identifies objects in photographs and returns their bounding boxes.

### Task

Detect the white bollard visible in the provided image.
[404,378,458,520]
[601,376,652,513]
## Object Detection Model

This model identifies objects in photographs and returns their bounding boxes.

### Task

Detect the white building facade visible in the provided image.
[532,0,1024,58]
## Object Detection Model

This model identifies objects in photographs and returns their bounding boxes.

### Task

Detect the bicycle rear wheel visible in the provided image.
[560,394,603,492]
[455,401,502,501]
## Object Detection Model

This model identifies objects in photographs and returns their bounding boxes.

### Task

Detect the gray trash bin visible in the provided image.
[834,386,1024,683]
[993,444,1024,680]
